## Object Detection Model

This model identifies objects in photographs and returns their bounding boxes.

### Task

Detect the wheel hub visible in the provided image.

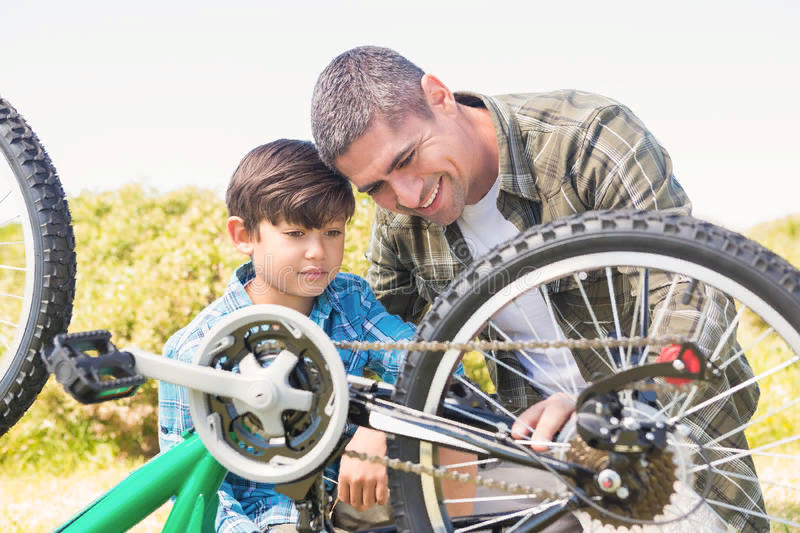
[566,434,679,526]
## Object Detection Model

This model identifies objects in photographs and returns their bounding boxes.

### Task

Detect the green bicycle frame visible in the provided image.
[54,433,227,533]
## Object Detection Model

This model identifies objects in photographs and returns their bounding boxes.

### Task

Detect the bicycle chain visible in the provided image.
[333,335,686,353]
[338,336,692,512]
[342,449,567,500]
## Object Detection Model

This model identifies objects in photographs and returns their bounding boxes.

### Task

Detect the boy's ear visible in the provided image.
[227,216,255,255]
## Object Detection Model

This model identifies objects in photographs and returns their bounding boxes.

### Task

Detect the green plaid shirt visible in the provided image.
[365,90,766,532]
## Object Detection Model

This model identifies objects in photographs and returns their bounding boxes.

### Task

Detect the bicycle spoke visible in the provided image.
[439,458,499,470]
[605,267,627,366]
[707,396,800,447]
[718,325,774,372]
[573,273,616,370]
[706,499,800,529]
[453,500,567,533]
[690,434,800,472]
[639,274,681,365]
[451,374,538,438]
[0,291,24,300]
[626,267,645,365]
[486,322,575,398]
[673,355,800,423]
[443,493,543,504]
[539,287,584,395]
[0,317,20,328]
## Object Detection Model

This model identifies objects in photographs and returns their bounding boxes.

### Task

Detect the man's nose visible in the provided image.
[392,172,423,209]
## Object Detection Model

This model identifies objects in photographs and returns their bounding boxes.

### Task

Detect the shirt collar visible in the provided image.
[454,91,541,204]
[228,261,341,320]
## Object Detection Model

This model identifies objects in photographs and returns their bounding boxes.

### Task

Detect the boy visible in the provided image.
[158,139,414,533]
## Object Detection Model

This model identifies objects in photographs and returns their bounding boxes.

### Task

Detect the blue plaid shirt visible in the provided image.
[158,262,414,533]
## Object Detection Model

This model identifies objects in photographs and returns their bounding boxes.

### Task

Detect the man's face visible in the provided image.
[334,112,479,226]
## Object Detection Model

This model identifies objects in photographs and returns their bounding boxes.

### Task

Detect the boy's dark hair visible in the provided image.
[226,139,356,238]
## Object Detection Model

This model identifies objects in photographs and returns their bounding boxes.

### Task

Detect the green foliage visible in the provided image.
[743,216,800,453]
[747,214,800,270]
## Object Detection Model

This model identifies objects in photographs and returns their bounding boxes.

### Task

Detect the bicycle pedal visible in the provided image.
[41,330,146,404]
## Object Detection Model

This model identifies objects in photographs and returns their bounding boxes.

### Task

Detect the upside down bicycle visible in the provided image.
[2,95,798,532]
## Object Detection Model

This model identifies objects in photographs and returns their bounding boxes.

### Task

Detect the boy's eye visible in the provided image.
[326,229,343,237]
[286,231,304,237]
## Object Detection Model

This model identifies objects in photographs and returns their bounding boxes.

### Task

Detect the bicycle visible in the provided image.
[1,96,798,533]
[32,211,800,533]
[0,95,76,435]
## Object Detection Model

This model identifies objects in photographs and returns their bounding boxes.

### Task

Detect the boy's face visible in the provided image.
[246,217,346,312]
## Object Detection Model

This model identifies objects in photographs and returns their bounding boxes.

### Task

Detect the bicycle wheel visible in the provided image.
[388,210,800,533]
[0,96,76,435]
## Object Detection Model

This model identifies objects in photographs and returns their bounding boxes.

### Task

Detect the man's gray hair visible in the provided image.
[311,46,433,169]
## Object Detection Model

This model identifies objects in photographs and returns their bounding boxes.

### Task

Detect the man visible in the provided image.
[311,46,766,532]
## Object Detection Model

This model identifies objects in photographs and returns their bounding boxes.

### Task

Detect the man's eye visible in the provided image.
[397,150,415,169]
[365,182,384,196]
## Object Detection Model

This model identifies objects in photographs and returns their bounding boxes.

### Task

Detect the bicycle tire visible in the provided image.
[0,96,76,436]
[388,210,800,533]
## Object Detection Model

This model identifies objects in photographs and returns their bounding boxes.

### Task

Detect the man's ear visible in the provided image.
[227,216,255,255]
[421,74,456,115]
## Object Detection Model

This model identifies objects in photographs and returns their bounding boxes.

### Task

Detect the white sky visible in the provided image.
[2,0,797,231]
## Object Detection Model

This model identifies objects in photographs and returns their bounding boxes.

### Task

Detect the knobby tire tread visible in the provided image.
[0,96,76,436]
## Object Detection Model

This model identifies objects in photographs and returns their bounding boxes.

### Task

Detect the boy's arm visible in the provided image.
[339,426,389,511]
[358,281,416,384]
[157,336,198,452]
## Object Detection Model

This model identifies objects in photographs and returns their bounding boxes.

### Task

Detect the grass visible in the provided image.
[0,460,172,533]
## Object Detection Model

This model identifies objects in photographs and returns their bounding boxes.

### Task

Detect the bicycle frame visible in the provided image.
[54,432,226,533]
[45,346,590,533]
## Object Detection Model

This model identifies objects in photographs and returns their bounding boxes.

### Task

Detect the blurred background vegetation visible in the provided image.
[1,185,798,531]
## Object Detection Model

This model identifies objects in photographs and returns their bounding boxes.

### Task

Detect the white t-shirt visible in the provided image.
[457,178,587,396]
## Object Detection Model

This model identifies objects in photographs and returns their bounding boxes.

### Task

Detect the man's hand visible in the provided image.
[511,392,576,451]
[338,427,389,512]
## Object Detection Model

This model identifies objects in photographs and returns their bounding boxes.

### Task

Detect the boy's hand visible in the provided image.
[338,426,389,511]
[511,392,575,451]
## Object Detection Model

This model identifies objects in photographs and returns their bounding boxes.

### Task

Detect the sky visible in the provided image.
[1,0,798,231]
